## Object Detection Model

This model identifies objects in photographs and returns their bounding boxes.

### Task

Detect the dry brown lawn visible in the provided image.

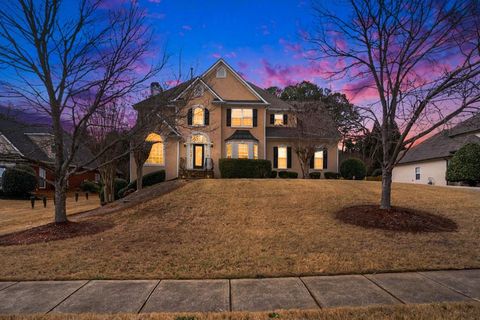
[0,302,479,320]
[0,193,100,235]
[0,180,479,280]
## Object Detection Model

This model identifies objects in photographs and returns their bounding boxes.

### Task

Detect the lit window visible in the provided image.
[238,144,249,159]
[216,66,226,78]
[314,151,324,169]
[226,144,232,158]
[274,114,284,125]
[145,133,164,165]
[253,144,258,159]
[193,107,204,126]
[278,147,287,169]
[415,167,421,180]
[39,167,46,189]
[231,108,253,127]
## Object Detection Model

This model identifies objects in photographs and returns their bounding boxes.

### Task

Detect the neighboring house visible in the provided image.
[393,113,480,186]
[130,59,340,181]
[0,117,100,191]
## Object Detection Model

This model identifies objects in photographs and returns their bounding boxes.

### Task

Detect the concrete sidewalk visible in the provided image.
[0,269,479,314]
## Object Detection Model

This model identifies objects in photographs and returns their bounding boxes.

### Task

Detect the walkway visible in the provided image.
[0,269,479,314]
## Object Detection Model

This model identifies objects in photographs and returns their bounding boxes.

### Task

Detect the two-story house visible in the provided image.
[129,59,340,181]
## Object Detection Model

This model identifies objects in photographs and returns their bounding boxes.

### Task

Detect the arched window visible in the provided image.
[145,133,164,165]
[193,106,205,126]
[216,66,226,78]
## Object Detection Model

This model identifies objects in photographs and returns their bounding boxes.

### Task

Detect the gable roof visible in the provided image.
[398,113,480,164]
[0,117,97,169]
[172,77,224,102]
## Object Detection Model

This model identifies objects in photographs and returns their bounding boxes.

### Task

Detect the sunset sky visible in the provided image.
[97,0,362,101]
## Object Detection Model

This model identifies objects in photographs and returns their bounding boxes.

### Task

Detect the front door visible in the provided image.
[193,144,204,169]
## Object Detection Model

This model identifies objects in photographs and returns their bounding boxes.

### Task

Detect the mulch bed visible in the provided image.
[335,205,458,233]
[0,220,114,246]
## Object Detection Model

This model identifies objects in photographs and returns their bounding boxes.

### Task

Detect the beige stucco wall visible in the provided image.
[204,66,259,101]
[266,139,339,177]
[392,159,448,186]
[129,136,179,182]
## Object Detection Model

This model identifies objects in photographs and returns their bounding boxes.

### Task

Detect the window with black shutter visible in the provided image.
[273,147,278,168]
[287,147,292,168]
[226,108,231,127]
[283,114,288,125]
[270,114,275,125]
[204,108,210,125]
[253,109,258,127]
[323,147,328,169]
[187,108,193,126]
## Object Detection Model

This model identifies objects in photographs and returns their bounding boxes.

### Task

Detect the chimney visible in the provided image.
[190,67,194,80]
[150,82,162,96]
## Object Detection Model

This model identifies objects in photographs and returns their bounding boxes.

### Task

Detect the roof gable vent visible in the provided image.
[216,66,226,78]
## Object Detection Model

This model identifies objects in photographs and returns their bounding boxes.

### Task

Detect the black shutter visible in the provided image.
[273,147,278,168]
[287,147,292,168]
[310,153,315,169]
[204,108,210,125]
[253,109,258,127]
[323,147,328,169]
[226,108,231,127]
[187,108,193,126]
[270,114,275,125]
[283,114,288,125]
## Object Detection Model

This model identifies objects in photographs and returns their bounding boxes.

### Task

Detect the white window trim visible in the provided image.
[144,134,166,167]
[415,167,421,180]
[191,104,206,127]
[231,108,253,128]
[216,66,227,78]
[277,146,288,170]
[313,150,324,170]
[225,141,258,159]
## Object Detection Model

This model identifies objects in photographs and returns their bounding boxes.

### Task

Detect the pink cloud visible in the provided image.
[279,38,302,53]
[258,59,331,88]
[237,61,249,70]
[212,53,222,59]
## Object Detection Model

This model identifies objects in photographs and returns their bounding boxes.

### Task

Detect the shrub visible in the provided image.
[324,172,340,179]
[371,168,382,177]
[2,165,37,197]
[309,172,322,179]
[270,170,277,178]
[79,180,100,193]
[114,178,128,200]
[340,158,367,180]
[123,170,167,195]
[366,176,382,181]
[446,143,480,186]
[219,159,272,178]
[278,171,298,179]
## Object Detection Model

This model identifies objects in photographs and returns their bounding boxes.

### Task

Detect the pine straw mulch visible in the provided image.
[335,205,458,233]
[0,220,113,246]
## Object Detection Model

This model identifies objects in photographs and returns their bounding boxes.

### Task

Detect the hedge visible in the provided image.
[366,176,382,181]
[278,171,298,179]
[309,172,322,179]
[340,158,367,180]
[446,143,480,186]
[270,170,277,178]
[371,168,382,177]
[324,172,340,179]
[80,180,101,193]
[1,165,37,197]
[118,170,167,198]
[219,159,271,178]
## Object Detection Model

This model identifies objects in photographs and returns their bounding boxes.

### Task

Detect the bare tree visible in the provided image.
[290,101,340,179]
[311,0,480,209]
[0,0,165,222]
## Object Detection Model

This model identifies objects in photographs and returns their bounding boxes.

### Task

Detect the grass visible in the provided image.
[0,192,100,235]
[0,302,479,319]
[0,180,479,280]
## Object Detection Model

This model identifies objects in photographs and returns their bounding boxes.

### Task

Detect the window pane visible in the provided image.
[238,143,249,159]
[278,147,287,169]
[231,108,253,127]
[253,144,258,159]
[314,151,323,169]
[193,107,204,125]
[145,133,164,165]
[231,109,242,126]
[226,144,232,158]
[274,114,283,125]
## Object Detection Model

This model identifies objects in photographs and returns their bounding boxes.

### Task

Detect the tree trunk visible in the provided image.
[380,167,393,209]
[136,165,143,190]
[54,178,68,223]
